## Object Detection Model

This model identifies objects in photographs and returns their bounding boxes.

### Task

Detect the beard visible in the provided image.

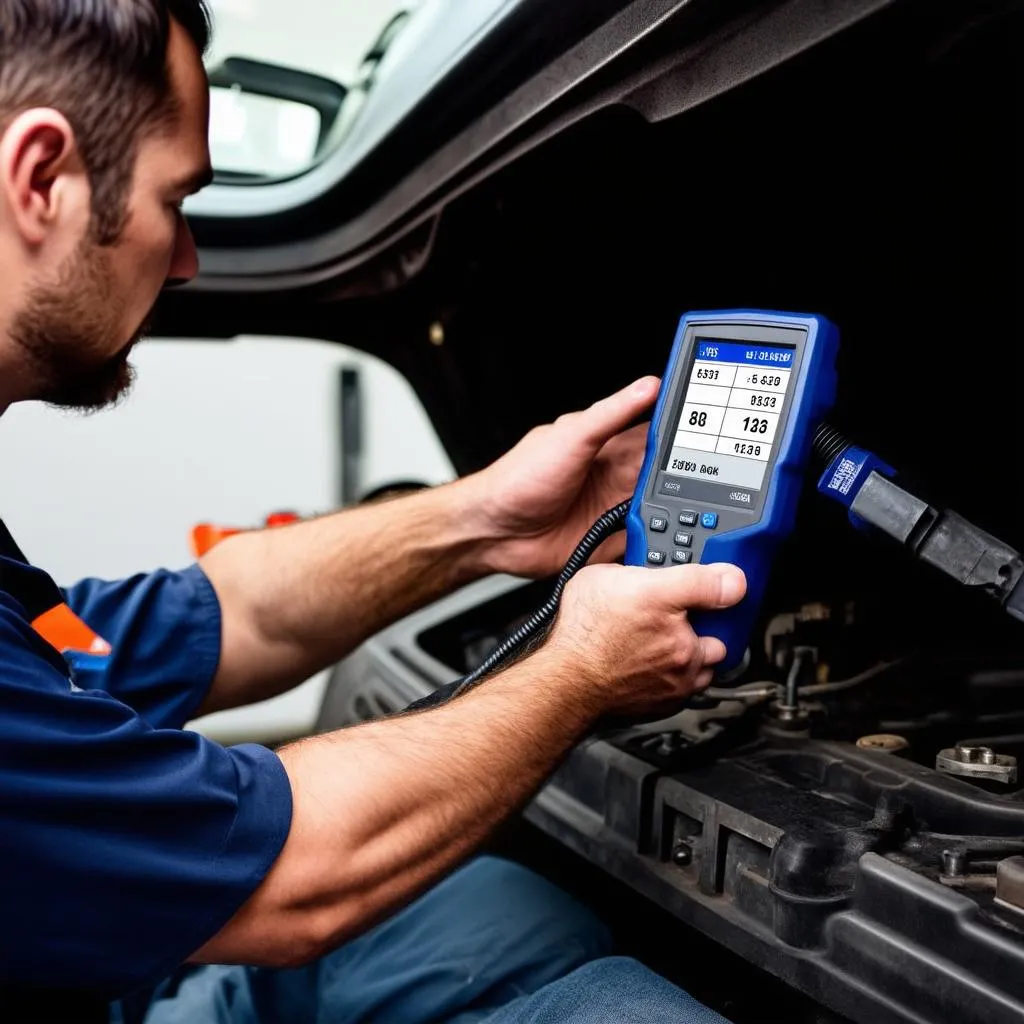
[10,235,153,411]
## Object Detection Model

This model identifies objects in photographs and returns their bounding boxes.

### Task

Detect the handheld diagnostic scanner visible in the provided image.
[625,310,839,676]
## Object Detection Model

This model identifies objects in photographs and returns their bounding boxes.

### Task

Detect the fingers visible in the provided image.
[646,562,747,612]
[692,667,715,691]
[564,377,660,452]
[596,421,648,462]
[682,633,723,688]
[698,635,727,666]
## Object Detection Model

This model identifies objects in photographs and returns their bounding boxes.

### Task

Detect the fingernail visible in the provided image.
[710,564,745,604]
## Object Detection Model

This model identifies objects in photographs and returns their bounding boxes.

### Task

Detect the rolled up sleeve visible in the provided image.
[62,565,222,729]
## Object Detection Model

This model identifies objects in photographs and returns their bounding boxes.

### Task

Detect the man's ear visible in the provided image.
[0,108,88,248]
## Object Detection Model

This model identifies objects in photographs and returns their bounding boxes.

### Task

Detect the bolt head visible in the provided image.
[672,844,693,867]
[956,745,995,765]
[942,849,966,876]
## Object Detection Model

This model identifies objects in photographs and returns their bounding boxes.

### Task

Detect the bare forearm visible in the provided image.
[198,480,494,713]
[192,645,596,967]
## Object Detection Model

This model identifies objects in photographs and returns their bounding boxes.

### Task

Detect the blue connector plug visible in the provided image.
[817,445,896,530]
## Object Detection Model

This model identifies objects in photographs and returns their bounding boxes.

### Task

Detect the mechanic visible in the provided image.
[0,3,748,1022]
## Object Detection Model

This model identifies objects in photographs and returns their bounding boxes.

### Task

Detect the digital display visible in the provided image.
[661,338,797,492]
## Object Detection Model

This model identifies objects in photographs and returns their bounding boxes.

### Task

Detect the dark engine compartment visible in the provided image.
[404,0,1021,519]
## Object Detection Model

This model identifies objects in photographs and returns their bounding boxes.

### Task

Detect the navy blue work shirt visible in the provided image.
[0,521,293,1009]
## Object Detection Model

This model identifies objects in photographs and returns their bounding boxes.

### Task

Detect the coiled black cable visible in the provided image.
[404,500,632,712]
[812,422,850,468]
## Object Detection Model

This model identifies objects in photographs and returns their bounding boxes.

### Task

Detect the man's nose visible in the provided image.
[165,211,199,288]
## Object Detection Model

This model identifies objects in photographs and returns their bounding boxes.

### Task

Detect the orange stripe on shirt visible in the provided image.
[31,603,112,656]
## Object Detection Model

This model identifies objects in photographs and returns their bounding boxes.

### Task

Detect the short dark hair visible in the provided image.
[0,1,212,244]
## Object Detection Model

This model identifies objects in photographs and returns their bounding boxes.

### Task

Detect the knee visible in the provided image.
[439,855,614,966]
[549,957,729,1023]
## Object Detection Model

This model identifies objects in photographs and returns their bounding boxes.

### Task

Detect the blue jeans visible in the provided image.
[116,856,729,1023]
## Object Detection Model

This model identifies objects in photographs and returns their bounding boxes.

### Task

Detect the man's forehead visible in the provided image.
[162,17,212,181]
[168,14,210,91]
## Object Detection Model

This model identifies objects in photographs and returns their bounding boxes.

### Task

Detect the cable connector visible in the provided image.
[815,427,1024,617]
[815,429,896,532]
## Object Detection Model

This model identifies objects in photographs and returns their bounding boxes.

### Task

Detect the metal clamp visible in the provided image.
[936,744,1018,784]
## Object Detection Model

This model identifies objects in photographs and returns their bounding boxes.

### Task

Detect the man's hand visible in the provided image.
[464,377,660,578]
[546,560,747,717]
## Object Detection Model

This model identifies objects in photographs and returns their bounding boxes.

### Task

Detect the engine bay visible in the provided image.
[318,543,1024,1022]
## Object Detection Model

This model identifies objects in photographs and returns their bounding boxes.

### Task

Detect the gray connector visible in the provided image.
[850,471,1024,611]
[850,472,935,545]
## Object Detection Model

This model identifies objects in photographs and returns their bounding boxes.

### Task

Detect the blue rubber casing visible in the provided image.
[817,446,896,531]
[625,310,839,673]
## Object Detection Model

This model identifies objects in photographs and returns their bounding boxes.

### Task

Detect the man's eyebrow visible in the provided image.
[177,165,215,195]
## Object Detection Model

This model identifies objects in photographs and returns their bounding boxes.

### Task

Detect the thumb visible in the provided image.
[652,562,747,611]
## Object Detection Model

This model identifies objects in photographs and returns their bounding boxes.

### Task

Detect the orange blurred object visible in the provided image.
[190,511,301,558]
[264,512,301,528]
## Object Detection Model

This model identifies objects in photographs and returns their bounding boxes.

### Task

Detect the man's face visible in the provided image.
[11,19,212,411]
